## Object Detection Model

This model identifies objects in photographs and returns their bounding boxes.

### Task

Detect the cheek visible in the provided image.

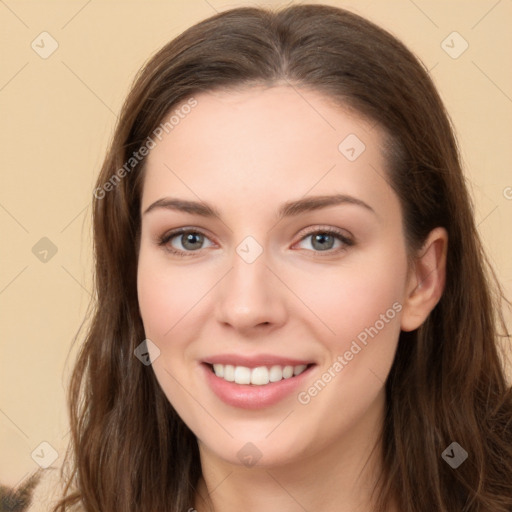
[137,251,207,339]
[296,251,407,348]
[137,252,205,419]
[293,258,405,429]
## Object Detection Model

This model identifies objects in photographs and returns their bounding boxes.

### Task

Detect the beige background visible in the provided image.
[1,0,511,488]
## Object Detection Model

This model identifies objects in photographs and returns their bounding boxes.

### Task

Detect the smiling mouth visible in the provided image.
[205,363,314,386]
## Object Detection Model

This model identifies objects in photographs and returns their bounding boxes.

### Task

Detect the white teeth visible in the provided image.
[234,366,251,385]
[212,364,224,378]
[211,363,309,385]
[282,365,294,379]
[269,365,283,382]
[293,364,307,376]
[251,366,269,385]
[224,364,235,382]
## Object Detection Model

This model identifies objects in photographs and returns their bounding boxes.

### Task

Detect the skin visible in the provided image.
[137,85,447,512]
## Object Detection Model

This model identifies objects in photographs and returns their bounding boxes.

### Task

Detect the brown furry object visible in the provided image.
[0,472,42,512]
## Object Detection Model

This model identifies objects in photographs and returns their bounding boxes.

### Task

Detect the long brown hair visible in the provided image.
[54,5,512,511]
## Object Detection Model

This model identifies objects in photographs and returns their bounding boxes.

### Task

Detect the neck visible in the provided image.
[194,390,395,512]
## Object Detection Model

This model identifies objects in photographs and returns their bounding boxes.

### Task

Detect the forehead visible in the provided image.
[141,86,395,215]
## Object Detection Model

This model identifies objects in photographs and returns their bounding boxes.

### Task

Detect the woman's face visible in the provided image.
[137,86,411,468]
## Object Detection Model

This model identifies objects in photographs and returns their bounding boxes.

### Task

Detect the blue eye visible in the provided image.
[158,226,354,257]
[296,228,354,253]
[158,229,213,256]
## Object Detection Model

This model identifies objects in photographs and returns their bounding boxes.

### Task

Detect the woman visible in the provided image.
[35,4,512,511]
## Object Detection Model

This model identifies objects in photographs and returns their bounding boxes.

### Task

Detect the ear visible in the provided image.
[400,227,448,332]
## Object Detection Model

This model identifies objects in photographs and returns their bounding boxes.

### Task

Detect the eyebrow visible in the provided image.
[143,193,376,219]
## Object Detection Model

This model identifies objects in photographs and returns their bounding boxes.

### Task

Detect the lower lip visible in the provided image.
[202,363,315,410]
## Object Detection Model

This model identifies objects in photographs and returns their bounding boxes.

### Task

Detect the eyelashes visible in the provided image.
[157,226,354,258]
[158,228,213,257]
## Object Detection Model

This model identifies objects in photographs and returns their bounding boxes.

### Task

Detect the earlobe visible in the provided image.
[400,227,448,332]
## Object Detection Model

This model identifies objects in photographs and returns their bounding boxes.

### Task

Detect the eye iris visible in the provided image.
[311,233,334,251]
[174,231,340,252]
[182,232,203,250]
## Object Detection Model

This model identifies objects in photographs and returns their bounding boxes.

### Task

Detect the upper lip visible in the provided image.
[203,353,315,368]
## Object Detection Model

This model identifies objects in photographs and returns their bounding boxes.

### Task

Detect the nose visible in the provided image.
[214,246,288,335]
